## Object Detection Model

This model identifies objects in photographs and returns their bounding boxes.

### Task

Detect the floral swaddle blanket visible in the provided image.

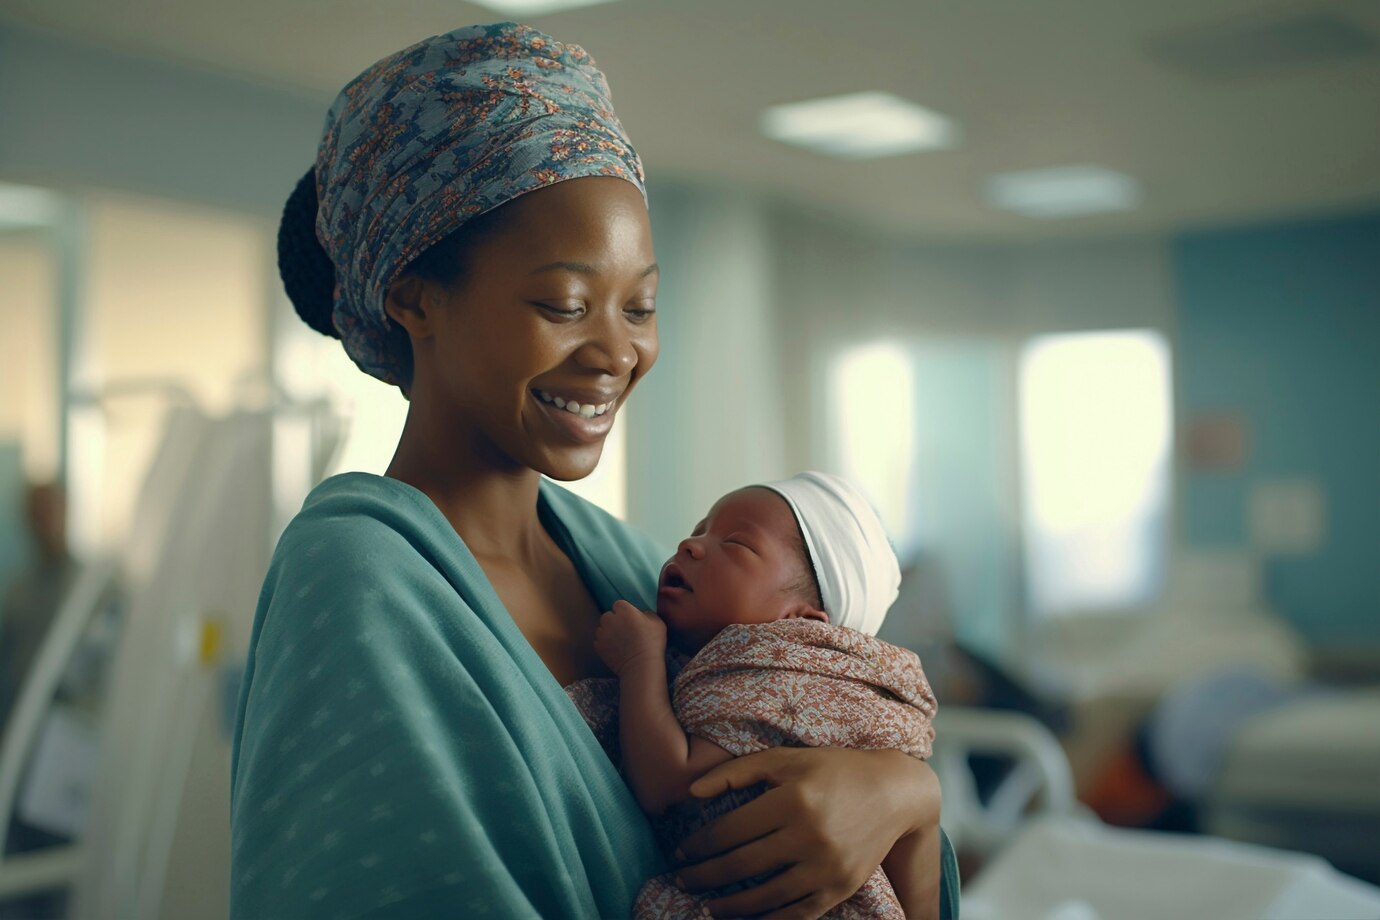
[566,618,937,919]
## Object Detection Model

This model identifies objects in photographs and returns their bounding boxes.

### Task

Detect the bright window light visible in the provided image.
[986,165,1141,218]
[1020,330,1171,615]
[468,0,620,15]
[0,182,59,230]
[829,341,914,540]
[761,92,958,159]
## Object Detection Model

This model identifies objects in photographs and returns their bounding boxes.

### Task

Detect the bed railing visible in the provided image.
[931,706,1080,858]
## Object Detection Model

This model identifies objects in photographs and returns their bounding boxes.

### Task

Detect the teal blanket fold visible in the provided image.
[231,473,667,918]
[231,472,961,919]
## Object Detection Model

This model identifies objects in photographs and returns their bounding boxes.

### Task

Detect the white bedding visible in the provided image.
[963,815,1380,920]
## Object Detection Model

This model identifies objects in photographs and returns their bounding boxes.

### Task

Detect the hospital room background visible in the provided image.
[0,1,1377,918]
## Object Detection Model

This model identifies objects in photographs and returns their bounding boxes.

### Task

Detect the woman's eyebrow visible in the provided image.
[529,260,659,278]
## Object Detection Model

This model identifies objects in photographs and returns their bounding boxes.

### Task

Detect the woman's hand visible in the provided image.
[593,600,667,675]
[673,747,940,920]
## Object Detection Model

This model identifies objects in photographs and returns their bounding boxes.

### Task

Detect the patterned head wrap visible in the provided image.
[760,472,902,636]
[314,22,646,386]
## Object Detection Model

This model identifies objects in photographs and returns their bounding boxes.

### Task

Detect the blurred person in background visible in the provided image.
[0,480,77,920]
[232,22,956,920]
[0,481,76,737]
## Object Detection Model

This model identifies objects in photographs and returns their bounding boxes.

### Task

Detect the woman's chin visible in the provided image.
[535,443,605,482]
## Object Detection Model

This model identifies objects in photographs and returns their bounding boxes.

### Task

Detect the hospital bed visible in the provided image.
[933,705,1380,920]
[1202,687,1380,884]
[1006,549,1379,879]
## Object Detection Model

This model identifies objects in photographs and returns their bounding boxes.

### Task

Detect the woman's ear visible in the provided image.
[384,274,437,340]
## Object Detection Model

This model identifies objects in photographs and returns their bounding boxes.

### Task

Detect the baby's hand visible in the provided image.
[594,600,666,675]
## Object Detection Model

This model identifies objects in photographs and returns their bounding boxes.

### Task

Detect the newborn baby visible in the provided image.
[592,472,937,920]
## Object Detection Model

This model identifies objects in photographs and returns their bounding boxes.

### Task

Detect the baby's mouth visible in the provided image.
[660,564,692,593]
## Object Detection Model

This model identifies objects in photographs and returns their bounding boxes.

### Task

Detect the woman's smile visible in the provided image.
[531,387,620,444]
[533,387,618,418]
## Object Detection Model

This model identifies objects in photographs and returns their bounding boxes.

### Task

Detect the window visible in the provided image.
[828,341,914,549]
[1019,330,1172,615]
[830,337,1018,657]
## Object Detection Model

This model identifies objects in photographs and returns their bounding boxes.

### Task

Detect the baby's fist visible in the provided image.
[594,599,666,675]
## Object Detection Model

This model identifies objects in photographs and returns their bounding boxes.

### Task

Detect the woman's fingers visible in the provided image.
[688,747,796,800]
[676,829,790,893]
[700,864,817,919]
[680,748,931,917]
[676,786,792,864]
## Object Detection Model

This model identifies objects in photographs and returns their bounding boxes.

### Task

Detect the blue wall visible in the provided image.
[1174,210,1380,648]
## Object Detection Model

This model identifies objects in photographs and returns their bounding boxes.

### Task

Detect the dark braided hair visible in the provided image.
[277,168,339,339]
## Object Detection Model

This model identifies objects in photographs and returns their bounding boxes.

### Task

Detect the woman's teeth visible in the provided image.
[536,390,612,418]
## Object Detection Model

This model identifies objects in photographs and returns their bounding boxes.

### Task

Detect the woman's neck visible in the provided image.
[385,404,548,565]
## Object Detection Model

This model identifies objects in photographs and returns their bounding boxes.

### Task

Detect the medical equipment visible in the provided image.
[0,383,340,920]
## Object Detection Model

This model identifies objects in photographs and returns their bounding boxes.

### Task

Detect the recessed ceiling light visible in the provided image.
[985,165,1141,218]
[468,0,620,17]
[760,91,958,159]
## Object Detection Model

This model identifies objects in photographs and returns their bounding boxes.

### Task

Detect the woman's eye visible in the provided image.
[537,303,583,318]
[624,305,656,323]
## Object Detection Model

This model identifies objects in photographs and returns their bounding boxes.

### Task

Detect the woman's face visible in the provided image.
[397,176,659,481]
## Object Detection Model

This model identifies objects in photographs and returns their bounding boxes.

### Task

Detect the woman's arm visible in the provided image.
[671,747,946,920]
[596,601,734,815]
[879,757,943,920]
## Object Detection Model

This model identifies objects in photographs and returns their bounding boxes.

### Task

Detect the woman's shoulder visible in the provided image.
[275,471,448,557]
[295,470,441,527]
[260,472,460,615]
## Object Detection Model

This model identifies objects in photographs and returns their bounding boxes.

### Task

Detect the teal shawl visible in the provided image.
[230,472,959,918]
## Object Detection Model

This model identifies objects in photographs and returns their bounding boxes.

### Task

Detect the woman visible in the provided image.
[231,22,959,920]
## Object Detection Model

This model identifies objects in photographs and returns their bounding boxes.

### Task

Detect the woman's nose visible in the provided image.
[575,310,638,376]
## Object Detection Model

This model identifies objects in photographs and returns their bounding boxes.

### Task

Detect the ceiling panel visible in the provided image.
[1,0,1376,239]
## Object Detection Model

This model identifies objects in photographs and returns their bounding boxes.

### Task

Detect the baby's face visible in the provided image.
[656,487,824,653]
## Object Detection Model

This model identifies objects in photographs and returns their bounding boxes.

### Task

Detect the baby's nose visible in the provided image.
[678,537,705,559]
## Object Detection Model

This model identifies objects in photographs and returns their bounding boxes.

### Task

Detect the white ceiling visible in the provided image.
[2,0,1378,241]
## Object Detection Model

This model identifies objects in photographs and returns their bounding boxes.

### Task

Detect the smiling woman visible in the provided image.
[232,21,955,920]
[382,177,660,486]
